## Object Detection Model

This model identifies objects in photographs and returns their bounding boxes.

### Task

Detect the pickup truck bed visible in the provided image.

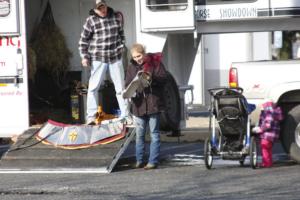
[230,60,300,162]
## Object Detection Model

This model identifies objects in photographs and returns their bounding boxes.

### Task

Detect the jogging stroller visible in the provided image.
[204,87,257,169]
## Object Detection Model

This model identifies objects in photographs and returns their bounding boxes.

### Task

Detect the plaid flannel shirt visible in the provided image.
[78,7,124,63]
[258,105,283,142]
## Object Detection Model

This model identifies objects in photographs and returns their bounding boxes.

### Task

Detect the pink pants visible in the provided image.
[260,139,273,167]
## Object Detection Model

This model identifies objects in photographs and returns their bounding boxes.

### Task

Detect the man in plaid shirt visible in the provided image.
[253,100,283,167]
[79,0,129,125]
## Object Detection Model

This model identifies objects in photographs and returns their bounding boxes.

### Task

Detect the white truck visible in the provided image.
[229,60,300,162]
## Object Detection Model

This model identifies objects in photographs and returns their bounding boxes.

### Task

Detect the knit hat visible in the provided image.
[96,0,106,6]
[262,99,275,111]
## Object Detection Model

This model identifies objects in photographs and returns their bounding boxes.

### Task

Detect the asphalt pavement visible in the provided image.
[0,114,298,200]
[0,140,296,200]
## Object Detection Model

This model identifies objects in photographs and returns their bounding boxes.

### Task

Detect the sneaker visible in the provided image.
[144,163,157,170]
[258,163,272,168]
[86,120,96,126]
[125,115,134,127]
[135,162,144,169]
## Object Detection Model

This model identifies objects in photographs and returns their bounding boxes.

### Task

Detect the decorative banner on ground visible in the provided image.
[35,119,126,149]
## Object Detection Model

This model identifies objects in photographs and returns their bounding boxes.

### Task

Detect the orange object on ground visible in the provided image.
[95,106,117,125]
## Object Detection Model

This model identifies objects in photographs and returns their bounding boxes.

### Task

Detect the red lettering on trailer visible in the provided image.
[0,37,21,48]
[0,61,5,67]
[0,91,15,96]
[253,84,260,89]
[16,91,23,96]
[0,91,23,96]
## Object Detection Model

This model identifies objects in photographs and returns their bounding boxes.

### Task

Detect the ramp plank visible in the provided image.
[0,127,136,173]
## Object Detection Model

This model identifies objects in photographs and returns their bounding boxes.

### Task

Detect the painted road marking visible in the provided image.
[164,153,290,166]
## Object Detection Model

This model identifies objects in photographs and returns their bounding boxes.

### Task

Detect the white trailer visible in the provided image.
[127,0,300,163]
[0,0,29,137]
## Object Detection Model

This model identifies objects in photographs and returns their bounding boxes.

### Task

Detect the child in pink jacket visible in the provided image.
[253,100,283,168]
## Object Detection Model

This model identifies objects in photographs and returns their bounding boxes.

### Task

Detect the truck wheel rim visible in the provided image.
[252,147,257,166]
[295,123,300,147]
[207,142,213,165]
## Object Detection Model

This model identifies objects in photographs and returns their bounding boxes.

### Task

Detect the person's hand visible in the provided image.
[252,126,261,134]
[81,58,90,67]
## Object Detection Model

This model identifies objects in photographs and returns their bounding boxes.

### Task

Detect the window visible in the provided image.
[0,0,10,17]
[272,31,300,60]
[147,0,188,11]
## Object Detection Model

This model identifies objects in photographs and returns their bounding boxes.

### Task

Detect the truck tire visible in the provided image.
[160,72,181,132]
[282,105,300,162]
[290,143,300,163]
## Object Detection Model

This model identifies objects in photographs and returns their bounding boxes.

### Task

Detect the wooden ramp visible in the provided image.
[0,127,136,173]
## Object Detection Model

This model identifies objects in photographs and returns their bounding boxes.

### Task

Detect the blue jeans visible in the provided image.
[134,114,160,165]
[86,60,129,123]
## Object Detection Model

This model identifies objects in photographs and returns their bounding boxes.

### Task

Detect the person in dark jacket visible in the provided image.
[125,43,167,170]
[78,0,129,125]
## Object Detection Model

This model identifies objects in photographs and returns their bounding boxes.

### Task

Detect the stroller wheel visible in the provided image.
[239,155,246,166]
[250,136,258,169]
[204,138,213,169]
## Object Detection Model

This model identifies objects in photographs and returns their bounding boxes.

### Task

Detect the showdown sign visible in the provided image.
[196,4,260,21]
[195,1,300,22]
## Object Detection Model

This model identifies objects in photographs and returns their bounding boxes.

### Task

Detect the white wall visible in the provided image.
[219,33,253,84]
[202,32,271,105]
[188,40,203,105]
[252,32,272,60]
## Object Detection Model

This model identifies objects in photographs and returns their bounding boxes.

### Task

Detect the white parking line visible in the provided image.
[164,153,290,166]
[0,167,109,174]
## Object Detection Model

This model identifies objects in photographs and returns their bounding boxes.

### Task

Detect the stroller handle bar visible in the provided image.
[207,86,243,96]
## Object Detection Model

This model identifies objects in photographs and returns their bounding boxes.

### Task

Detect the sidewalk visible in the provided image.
[186,116,209,129]
[176,106,210,142]
[160,115,210,143]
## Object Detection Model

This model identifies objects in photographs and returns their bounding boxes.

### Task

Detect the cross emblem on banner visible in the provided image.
[68,131,78,142]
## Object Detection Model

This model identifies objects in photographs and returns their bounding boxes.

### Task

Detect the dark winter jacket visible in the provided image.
[125,53,168,117]
[78,7,125,63]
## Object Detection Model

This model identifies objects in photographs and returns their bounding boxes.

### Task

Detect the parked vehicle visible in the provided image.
[229,60,300,162]
[0,0,29,137]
